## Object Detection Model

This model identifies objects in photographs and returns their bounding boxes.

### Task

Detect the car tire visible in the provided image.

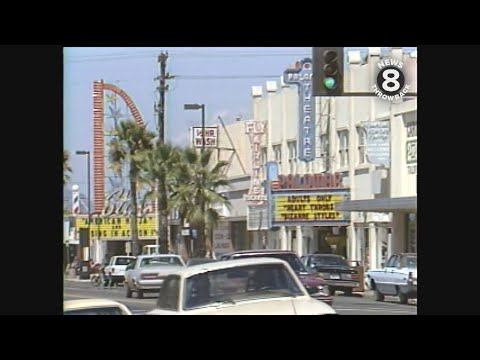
[343,288,353,296]
[126,285,132,298]
[137,289,144,299]
[399,291,409,304]
[374,289,384,302]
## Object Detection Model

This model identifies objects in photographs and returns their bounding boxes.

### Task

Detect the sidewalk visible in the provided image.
[63,272,91,283]
[64,277,90,283]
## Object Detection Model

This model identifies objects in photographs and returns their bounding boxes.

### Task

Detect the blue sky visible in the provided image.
[64,47,312,195]
[64,47,416,198]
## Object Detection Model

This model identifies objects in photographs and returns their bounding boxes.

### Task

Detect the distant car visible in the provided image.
[219,250,333,305]
[104,256,136,285]
[301,254,361,296]
[124,254,186,299]
[366,253,417,304]
[147,258,336,315]
[64,299,132,315]
[186,258,217,267]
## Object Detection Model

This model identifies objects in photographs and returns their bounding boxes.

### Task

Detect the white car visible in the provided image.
[147,258,337,315]
[124,254,186,298]
[64,299,132,315]
[104,256,136,285]
[367,253,417,304]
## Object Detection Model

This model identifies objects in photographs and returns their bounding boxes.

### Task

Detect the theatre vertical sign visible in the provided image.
[283,58,315,162]
[244,120,269,231]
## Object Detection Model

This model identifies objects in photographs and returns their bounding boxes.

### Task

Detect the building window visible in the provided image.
[357,127,367,165]
[338,130,349,168]
[288,141,297,174]
[273,144,282,166]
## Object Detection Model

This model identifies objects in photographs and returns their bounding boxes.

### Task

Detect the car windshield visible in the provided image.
[183,263,304,310]
[64,306,125,315]
[405,256,417,268]
[140,256,182,267]
[114,257,134,266]
[234,253,307,273]
[311,256,349,267]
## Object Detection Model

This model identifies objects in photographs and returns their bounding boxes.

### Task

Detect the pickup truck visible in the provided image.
[366,253,417,304]
[104,256,136,285]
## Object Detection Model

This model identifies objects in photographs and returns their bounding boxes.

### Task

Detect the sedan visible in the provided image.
[64,299,132,315]
[124,254,186,298]
[302,254,361,296]
[148,258,336,315]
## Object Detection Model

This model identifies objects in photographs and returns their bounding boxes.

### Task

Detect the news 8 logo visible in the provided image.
[373,58,411,101]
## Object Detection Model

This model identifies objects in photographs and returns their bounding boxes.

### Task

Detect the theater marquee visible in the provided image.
[271,189,350,227]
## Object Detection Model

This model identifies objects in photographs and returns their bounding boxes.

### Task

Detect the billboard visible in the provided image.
[212,222,233,257]
[364,120,390,167]
[191,127,218,148]
[247,205,269,231]
[76,215,157,240]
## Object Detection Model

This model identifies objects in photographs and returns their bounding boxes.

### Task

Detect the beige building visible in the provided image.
[206,47,417,270]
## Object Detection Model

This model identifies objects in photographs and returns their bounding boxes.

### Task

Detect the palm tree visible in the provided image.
[107,120,155,256]
[139,143,180,253]
[64,150,72,185]
[170,148,231,258]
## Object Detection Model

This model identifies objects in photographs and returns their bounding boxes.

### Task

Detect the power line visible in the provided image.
[69,50,311,58]
[65,52,312,63]
[175,75,280,80]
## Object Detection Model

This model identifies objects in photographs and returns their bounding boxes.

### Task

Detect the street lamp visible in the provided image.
[76,150,91,261]
[184,103,207,257]
[184,103,205,152]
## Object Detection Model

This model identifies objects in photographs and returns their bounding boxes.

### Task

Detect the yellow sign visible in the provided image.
[75,215,157,239]
[273,191,350,225]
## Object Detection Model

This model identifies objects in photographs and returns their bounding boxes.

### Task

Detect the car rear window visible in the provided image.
[64,306,125,315]
[115,257,134,266]
[311,256,349,266]
[140,256,183,267]
[233,253,307,273]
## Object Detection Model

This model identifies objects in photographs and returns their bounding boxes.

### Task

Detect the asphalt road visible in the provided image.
[63,280,417,315]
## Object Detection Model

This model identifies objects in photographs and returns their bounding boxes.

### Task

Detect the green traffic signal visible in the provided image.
[324,77,336,89]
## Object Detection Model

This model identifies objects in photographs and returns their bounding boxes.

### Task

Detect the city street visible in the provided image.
[63,280,417,315]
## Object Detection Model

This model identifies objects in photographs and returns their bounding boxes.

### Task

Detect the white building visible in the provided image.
[212,47,417,270]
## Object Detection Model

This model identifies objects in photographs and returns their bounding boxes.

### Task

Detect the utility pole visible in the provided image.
[155,52,173,254]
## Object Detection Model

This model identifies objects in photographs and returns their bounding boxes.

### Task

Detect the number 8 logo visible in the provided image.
[382,69,400,92]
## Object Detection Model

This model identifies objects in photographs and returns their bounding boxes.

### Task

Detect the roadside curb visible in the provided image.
[64,278,90,283]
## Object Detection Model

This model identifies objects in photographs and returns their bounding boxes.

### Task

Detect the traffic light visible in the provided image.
[312,47,344,96]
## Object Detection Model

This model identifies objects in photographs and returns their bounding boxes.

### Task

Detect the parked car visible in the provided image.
[186,258,217,266]
[147,257,336,315]
[104,256,136,285]
[64,299,132,315]
[301,254,361,296]
[366,253,417,304]
[124,254,186,299]
[219,250,332,305]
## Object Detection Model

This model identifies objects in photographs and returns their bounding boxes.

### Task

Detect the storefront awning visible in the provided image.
[336,196,417,212]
